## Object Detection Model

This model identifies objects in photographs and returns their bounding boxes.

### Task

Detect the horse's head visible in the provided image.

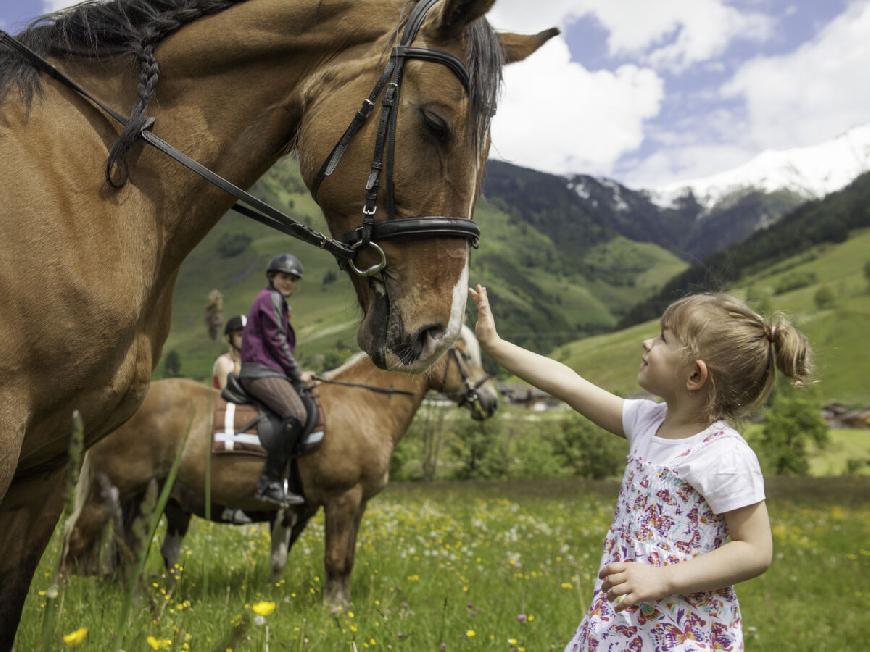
[297,0,556,371]
[429,324,498,419]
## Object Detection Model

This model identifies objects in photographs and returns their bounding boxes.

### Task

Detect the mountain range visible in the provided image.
[489,122,870,262]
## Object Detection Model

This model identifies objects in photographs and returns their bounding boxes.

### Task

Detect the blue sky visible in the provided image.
[3,0,868,187]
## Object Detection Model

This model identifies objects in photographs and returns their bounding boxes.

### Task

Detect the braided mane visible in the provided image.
[0,0,248,185]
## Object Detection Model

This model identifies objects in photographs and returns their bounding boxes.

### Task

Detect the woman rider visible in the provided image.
[212,315,245,391]
[239,253,309,506]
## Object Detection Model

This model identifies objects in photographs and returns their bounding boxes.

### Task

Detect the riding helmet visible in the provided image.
[266,253,304,279]
[224,314,247,335]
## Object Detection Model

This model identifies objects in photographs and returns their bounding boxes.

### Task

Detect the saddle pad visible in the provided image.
[211,390,328,458]
[211,397,267,458]
[299,389,326,454]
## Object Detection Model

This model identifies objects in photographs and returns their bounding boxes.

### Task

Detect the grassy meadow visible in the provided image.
[14,477,869,651]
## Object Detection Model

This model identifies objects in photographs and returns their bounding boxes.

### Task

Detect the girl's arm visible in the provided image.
[601,501,773,607]
[468,285,624,436]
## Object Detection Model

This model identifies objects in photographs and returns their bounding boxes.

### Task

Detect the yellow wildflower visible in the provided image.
[252,600,277,617]
[560,582,573,589]
[62,628,88,647]
[466,629,476,638]
[146,635,172,650]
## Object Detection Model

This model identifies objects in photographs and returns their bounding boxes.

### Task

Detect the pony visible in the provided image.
[63,326,498,610]
[0,0,555,638]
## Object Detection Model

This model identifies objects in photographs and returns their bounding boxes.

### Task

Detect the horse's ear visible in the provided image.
[499,28,560,64]
[437,0,496,38]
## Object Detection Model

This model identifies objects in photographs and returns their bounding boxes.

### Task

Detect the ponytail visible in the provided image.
[767,313,813,389]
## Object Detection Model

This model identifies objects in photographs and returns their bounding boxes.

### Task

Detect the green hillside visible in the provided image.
[158,159,685,380]
[552,228,870,404]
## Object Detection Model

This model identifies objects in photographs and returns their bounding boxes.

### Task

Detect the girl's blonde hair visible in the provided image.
[661,293,812,420]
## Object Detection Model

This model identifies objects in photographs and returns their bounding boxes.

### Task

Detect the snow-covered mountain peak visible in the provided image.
[652,122,870,209]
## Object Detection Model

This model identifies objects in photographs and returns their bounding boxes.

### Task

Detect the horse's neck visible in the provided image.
[333,357,429,444]
[58,0,398,266]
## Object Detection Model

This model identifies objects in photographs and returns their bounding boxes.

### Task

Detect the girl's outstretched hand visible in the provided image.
[468,283,499,349]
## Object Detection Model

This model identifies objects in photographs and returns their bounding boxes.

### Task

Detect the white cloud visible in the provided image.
[622,142,758,189]
[43,0,78,12]
[723,1,870,150]
[623,1,870,188]
[485,0,771,180]
[490,36,663,176]
[489,0,773,72]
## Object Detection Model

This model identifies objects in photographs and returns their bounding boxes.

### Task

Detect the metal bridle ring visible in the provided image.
[349,240,387,277]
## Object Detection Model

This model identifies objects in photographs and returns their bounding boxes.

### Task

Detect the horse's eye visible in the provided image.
[420,109,451,144]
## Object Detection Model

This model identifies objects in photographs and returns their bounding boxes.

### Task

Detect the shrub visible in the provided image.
[448,419,509,480]
[754,383,828,475]
[163,350,182,378]
[509,433,566,479]
[216,232,252,258]
[846,458,868,475]
[546,413,626,479]
[773,271,817,295]
[322,270,338,286]
[813,286,836,310]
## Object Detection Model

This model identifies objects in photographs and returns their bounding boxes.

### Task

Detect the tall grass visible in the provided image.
[16,476,869,651]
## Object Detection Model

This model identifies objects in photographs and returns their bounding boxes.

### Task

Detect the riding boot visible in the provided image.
[254,417,305,506]
[280,416,306,504]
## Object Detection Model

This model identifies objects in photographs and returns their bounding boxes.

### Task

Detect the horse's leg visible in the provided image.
[61,464,120,576]
[160,499,191,570]
[0,466,67,649]
[270,508,297,580]
[323,487,364,612]
[287,505,317,550]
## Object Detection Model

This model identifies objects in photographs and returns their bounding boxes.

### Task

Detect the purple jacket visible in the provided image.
[239,287,299,381]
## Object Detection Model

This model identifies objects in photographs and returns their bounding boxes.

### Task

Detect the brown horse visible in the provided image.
[63,326,497,609]
[0,0,555,638]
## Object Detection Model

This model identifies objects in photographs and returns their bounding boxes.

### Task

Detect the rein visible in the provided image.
[0,0,481,278]
[311,375,416,397]
[0,30,355,263]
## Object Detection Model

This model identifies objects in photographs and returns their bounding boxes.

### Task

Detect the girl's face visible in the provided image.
[230,331,243,351]
[638,327,693,400]
[272,272,300,298]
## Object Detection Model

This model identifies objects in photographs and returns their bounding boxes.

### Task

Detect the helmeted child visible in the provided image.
[240,253,308,507]
[468,287,812,651]
[212,314,246,390]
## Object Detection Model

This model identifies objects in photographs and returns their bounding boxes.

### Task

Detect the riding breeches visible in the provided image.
[239,376,305,422]
[239,376,306,477]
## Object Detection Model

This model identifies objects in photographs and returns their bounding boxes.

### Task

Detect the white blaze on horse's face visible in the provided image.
[460,323,482,365]
[411,258,469,371]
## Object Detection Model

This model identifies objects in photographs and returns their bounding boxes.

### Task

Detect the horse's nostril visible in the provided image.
[416,323,444,349]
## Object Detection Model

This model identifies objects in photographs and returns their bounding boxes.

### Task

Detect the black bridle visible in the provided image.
[441,347,492,416]
[0,0,479,277]
[310,0,480,276]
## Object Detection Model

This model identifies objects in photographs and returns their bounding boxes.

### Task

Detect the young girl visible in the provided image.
[468,287,812,651]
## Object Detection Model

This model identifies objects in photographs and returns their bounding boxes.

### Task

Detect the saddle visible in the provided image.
[212,374,325,458]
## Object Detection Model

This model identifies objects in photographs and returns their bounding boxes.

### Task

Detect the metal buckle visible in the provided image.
[349,241,386,277]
